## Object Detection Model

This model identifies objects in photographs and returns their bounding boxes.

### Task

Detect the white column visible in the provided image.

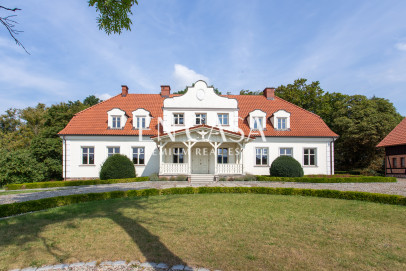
[188,142,192,174]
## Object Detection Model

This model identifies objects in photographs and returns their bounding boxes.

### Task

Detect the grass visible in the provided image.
[0,194,405,270]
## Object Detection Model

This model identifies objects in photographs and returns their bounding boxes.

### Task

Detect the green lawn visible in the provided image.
[0,194,405,270]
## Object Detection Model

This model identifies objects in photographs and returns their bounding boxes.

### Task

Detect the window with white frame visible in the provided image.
[82,147,94,165]
[255,147,268,165]
[195,113,206,125]
[107,147,120,157]
[303,148,317,166]
[173,113,184,125]
[112,116,121,128]
[132,147,145,165]
[218,113,229,125]
[135,116,146,129]
[253,117,264,130]
[217,148,228,164]
[173,147,184,163]
[277,117,287,130]
[280,148,293,157]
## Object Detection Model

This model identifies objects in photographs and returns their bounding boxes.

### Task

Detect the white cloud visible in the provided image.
[0,57,68,96]
[395,42,406,51]
[173,64,209,90]
[97,93,112,101]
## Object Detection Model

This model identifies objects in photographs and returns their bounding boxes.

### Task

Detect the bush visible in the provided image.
[270,156,304,177]
[0,149,46,186]
[99,154,136,180]
[175,175,188,181]
[256,176,396,183]
[5,177,149,190]
[1,187,405,218]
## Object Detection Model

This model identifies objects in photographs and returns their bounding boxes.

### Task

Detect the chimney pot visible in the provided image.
[121,85,129,97]
[161,85,171,97]
[263,87,275,100]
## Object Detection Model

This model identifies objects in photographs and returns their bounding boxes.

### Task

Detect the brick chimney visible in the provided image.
[121,85,129,97]
[263,87,275,100]
[161,85,171,97]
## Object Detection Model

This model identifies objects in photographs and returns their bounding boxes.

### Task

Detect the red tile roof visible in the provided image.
[377,118,406,147]
[58,93,338,138]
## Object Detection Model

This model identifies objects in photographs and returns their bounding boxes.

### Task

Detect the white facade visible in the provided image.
[61,80,336,179]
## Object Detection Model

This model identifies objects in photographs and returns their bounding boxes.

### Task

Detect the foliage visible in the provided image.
[1,187,405,218]
[270,156,304,177]
[256,175,396,183]
[88,0,138,35]
[5,177,149,190]
[276,78,403,171]
[99,154,136,180]
[83,95,102,106]
[0,149,46,186]
[239,89,262,95]
[0,109,20,133]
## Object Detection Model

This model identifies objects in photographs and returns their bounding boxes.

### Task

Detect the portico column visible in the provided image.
[188,142,192,174]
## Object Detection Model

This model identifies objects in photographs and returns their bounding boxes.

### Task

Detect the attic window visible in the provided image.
[277,117,287,130]
[135,116,147,129]
[253,117,264,130]
[112,116,121,128]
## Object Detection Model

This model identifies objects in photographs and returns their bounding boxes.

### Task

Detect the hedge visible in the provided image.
[5,177,149,190]
[0,187,405,218]
[256,176,396,183]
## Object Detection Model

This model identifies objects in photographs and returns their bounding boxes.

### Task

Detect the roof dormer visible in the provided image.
[132,108,152,129]
[271,110,291,131]
[249,109,266,130]
[107,108,127,129]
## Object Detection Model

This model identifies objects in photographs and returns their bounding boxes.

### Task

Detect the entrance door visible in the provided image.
[193,155,209,174]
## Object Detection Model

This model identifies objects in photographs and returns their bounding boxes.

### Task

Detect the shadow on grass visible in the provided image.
[0,196,187,267]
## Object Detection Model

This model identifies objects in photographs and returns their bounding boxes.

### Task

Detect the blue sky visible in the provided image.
[0,0,405,115]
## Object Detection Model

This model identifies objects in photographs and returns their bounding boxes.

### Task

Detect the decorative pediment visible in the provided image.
[164,80,237,109]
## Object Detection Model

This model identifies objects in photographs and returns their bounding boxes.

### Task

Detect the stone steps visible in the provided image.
[190,174,215,183]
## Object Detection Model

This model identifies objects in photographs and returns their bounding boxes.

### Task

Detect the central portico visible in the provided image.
[153,125,253,177]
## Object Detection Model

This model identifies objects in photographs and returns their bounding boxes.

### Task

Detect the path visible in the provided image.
[1,179,405,205]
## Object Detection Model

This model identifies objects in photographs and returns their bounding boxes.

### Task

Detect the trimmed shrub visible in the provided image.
[99,154,136,180]
[270,156,304,177]
[5,177,149,190]
[256,176,396,183]
[1,187,405,218]
[149,173,159,181]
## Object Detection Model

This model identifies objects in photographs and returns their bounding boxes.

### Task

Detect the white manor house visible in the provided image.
[59,81,338,181]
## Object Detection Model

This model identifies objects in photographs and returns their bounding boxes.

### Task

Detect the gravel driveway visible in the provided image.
[1,179,405,205]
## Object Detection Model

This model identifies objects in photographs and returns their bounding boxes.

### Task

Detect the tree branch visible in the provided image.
[0,6,29,54]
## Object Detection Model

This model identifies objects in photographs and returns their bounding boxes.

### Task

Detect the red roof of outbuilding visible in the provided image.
[58,92,338,138]
[377,118,406,147]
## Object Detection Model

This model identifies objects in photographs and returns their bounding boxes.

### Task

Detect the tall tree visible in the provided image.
[239,89,262,95]
[83,95,102,106]
[276,78,325,115]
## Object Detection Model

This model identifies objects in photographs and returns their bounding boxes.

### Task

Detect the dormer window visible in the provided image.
[135,116,146,129]
[249,110,266,131]
[107,108,127,129]
[253,117,264,130]
[277,117,287,130]
[132,109,151,129]
[196,113,206,125]
[174,113,184,125]
[272,110,291,131]
[112,116,121,128]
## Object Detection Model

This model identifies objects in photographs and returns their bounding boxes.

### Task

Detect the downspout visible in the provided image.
[330,138,335,175]
[63,136,67,181]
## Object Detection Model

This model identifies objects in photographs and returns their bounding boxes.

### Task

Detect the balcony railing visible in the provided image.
[216,163,243,175]
[160,163,189,175]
